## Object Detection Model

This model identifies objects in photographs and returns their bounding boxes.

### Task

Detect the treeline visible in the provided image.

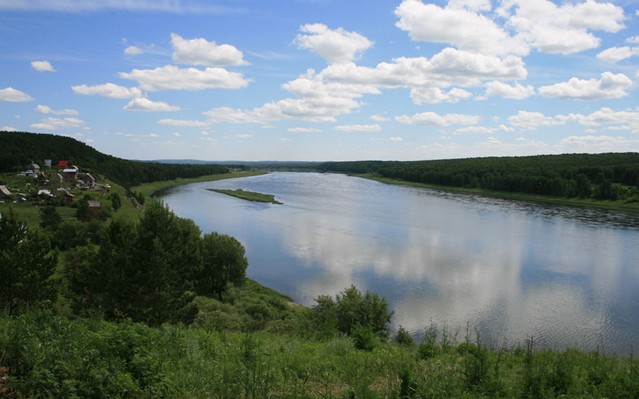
[318,153,639,200]
[0,131,229,187]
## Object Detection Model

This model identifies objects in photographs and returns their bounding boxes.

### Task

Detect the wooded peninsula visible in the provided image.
[1,131,638,398]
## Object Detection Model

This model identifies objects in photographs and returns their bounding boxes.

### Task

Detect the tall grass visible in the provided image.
[2,308,638,398]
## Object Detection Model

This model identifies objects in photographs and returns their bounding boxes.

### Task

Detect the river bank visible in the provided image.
[357,173,639,213]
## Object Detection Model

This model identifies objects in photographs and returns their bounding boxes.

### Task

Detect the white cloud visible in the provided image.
[396,111,481,126]
[485,81,534,99]
[31,60,55,72]
[334,124,382,132]
[1,126,18,131]
[390,136,403,141]
[499,0,625,54]
[72,83,142,99]
[627,36,639,44]
[288,127,321,133]
[294,23,373,64]
[575,107,639,130]
[447,0,492,12]
[124,45,143,56]
[395,0,526,57]
[35,104,79,115]
[171,33,247,67]
[123,98,180,112]
[558,135,636,152]
[119,65,250,91]
[30,117,85,130]
[158,118,208,127]
[538,72,632,100]
[508,111,573,130]
[410,87,472,104]
[370,114,389,122]
[597,46,639,63]
[0,87,33,102]
[453,126,499,135]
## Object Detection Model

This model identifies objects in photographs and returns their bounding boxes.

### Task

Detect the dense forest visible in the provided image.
[318,153,639,201]
[0,131,229,187]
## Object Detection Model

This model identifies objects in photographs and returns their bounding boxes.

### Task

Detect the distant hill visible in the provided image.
[0,131,228,187]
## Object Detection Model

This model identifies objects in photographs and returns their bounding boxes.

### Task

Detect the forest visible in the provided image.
[318,153,639,202]
[0,131,229,187]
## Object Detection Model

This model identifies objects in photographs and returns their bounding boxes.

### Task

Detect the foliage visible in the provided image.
[309,285,393,340]
[0,131,229,187]
[65,201,249,326]
[198,232,248,298]
[0,210,57,315]
[318,153,639,203]
[39,206,62,231]
[2,309,639,398]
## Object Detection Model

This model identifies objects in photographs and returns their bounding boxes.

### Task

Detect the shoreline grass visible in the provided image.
[132,170,267,198]
[208,188,282,204]
[357,173,639,213]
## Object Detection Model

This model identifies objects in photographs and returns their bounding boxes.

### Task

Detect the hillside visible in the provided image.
[0,131,229,187]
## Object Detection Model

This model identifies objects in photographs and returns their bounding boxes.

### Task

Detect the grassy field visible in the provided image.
[2,308,638,398]
[208,188,282,204]
[359,174,639,213]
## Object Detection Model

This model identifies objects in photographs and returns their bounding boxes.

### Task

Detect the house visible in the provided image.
[27,162,41,173]
[58,160,69,168]
[87,200,101,208]
[62,165,79,179]
[78,172,96,188]
[0,185,11,198]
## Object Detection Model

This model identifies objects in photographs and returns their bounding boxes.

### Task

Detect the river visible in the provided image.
[160,172,639,354]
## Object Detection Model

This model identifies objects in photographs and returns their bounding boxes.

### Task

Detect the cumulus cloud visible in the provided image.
[410,87,472,104]
[31,60,55,72]
[370,114,389,122]
[485,81,534,99]
[35,104,79,115]
[1,126,18,131]
[119,65,250,91]
[499,0,625,54]
[538,72,632,100]
[30,117,85,130]
[123,98,180,112]
[396,111,481,126]
[508,111,573,130]
[395,0,526,57]
[395,0,625,57]
[294,23,373,64]
[171,33,248,67]
[597,46,639,63]
[158,118,208,127]
[334,124,382,132]
[0,87,33,102]
[72,83,142,99]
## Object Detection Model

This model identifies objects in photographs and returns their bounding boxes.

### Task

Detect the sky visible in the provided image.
[1,0,638,161]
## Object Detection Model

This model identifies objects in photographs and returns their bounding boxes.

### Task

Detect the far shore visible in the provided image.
[132,170,267,198]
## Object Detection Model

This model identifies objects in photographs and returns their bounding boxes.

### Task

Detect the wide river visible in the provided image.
[160,172,639,354]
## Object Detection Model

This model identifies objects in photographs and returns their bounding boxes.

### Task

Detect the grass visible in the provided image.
[208,188,282,204]
[132,170,267,198]
[358,173,639,213]
[2,309,638,398]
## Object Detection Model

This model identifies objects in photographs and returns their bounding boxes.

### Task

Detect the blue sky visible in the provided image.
[1,0,638,161]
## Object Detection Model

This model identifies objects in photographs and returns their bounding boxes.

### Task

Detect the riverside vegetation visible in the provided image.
[1,131,639,397]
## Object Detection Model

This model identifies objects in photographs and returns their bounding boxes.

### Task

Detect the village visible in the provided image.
[0,159,111,209]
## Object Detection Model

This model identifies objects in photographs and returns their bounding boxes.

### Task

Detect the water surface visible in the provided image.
[161,172,639,354]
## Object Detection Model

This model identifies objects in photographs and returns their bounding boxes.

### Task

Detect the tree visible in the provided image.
[109,192,122,210]
[197,232,248,298]
[0,210,57,315]
[310,285,393,339]
[40,206,62,231]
